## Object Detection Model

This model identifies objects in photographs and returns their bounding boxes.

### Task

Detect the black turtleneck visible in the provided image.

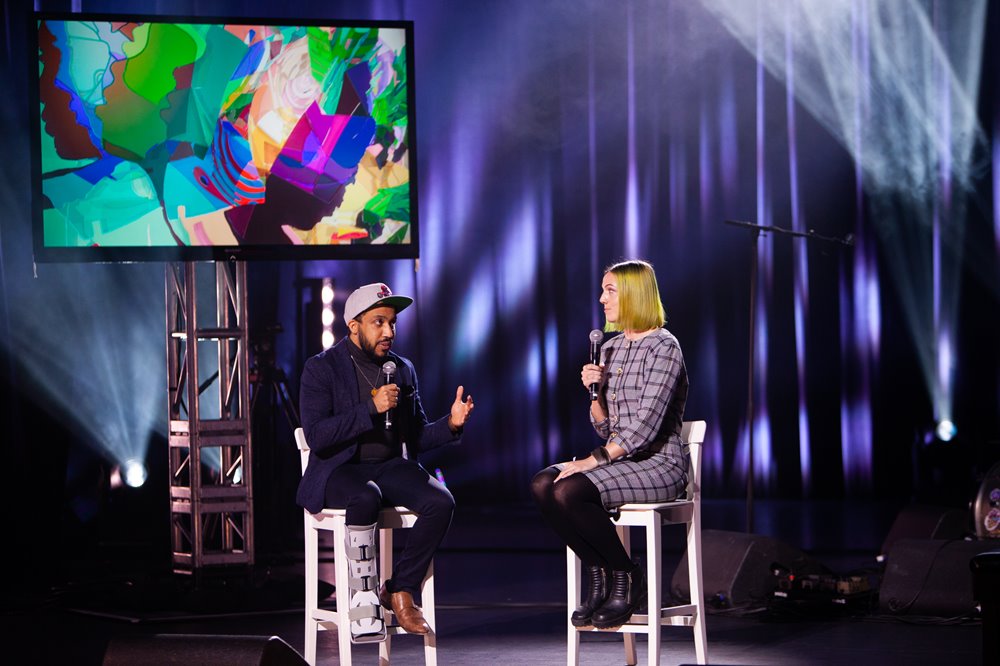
[346,338,402,463]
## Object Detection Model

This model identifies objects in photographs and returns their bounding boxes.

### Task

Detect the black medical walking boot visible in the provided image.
[571,565,609,627]
[591,563,646,629]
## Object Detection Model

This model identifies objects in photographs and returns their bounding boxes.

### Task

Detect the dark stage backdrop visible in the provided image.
[2,1,1000,564]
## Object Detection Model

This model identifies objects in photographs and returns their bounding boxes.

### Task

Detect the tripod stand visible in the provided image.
[250,362,300,433]
[248,326,301,557]
[249,325,300,432]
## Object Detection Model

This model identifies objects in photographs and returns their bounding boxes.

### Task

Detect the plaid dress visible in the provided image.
[580,328,689,509]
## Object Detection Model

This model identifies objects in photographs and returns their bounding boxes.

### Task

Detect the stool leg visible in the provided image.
[304,519,319,665]
[566,547,581,666]
[379,528,393,666]
[689,513,708,664]
[617,524,637,666]
[334,518,354,666]
[646,517,662,666]
[422,560,437,666]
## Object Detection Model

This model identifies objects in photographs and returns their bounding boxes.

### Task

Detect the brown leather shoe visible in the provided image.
[388,590,431,634]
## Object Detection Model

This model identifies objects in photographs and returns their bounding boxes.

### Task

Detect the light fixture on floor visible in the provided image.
[935,419,957,442]
[110,458,147,489]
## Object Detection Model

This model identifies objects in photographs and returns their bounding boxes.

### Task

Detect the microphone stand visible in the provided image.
[724,219,853,534]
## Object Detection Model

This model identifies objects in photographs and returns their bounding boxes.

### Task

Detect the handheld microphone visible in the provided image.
[588,329,603,401]
[381,360,397,429]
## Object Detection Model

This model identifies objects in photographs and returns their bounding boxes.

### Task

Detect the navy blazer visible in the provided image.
[296,338,460,514]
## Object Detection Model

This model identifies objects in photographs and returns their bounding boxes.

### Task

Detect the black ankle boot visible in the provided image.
[591,564,646,629]
[571,565,609,627]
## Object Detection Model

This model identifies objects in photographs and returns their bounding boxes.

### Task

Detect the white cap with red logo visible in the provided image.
[343,283,413,322]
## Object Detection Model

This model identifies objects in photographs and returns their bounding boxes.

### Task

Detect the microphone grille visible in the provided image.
[381,360,397,375]
[589,329,604,343]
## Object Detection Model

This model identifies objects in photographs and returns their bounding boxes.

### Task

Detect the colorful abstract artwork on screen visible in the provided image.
[36,19,412,249]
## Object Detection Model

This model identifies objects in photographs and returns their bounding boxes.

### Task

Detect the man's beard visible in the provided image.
[360,333,390,361]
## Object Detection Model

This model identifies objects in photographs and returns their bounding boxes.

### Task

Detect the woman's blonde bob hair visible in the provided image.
[603,259,666,333]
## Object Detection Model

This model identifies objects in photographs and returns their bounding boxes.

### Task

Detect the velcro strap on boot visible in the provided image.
[346,523,378,561]
[349,604,383,622]
[345,543,373,560]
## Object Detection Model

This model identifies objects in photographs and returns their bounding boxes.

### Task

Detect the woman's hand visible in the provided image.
[581,363,604,392]
[583,362,609,421]
[554,455,598,482]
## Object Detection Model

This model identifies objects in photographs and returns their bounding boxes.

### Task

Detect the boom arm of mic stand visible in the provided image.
[724,219,854,246]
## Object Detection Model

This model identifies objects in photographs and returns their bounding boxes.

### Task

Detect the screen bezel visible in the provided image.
[29,11,419,263]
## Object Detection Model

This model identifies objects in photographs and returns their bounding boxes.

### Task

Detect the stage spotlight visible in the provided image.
[124,459,148,488]
[935,419,957,442]
[8,264,164,494]
[110,458,148,489]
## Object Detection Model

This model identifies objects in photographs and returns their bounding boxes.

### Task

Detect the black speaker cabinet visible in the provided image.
[103,634,307,666]
[879,504,969,560]
[879,538,999,616]
[671,529,826,607]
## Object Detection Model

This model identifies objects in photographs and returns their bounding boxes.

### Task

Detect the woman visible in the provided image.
[531,259,689,629]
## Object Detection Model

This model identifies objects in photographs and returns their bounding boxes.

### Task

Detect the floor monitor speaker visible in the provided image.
[671,528,825,608]
[880,538,999,617]
[879,504,969,561]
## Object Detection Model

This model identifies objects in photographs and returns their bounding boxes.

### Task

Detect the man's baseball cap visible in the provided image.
[344,283,413,322]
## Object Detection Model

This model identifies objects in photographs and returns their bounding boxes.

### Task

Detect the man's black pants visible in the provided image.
[323,457,454,597]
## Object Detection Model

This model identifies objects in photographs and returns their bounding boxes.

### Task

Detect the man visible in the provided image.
[297,282,474,643]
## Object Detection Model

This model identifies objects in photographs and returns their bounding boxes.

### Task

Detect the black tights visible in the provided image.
[530,468,632,571]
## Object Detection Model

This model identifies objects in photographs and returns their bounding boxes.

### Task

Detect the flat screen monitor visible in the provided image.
[30,12,418,262]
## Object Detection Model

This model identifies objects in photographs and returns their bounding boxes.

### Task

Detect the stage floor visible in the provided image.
[4,500,985,665]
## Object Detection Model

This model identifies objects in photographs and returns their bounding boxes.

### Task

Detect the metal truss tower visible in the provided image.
[165,262,254,572]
